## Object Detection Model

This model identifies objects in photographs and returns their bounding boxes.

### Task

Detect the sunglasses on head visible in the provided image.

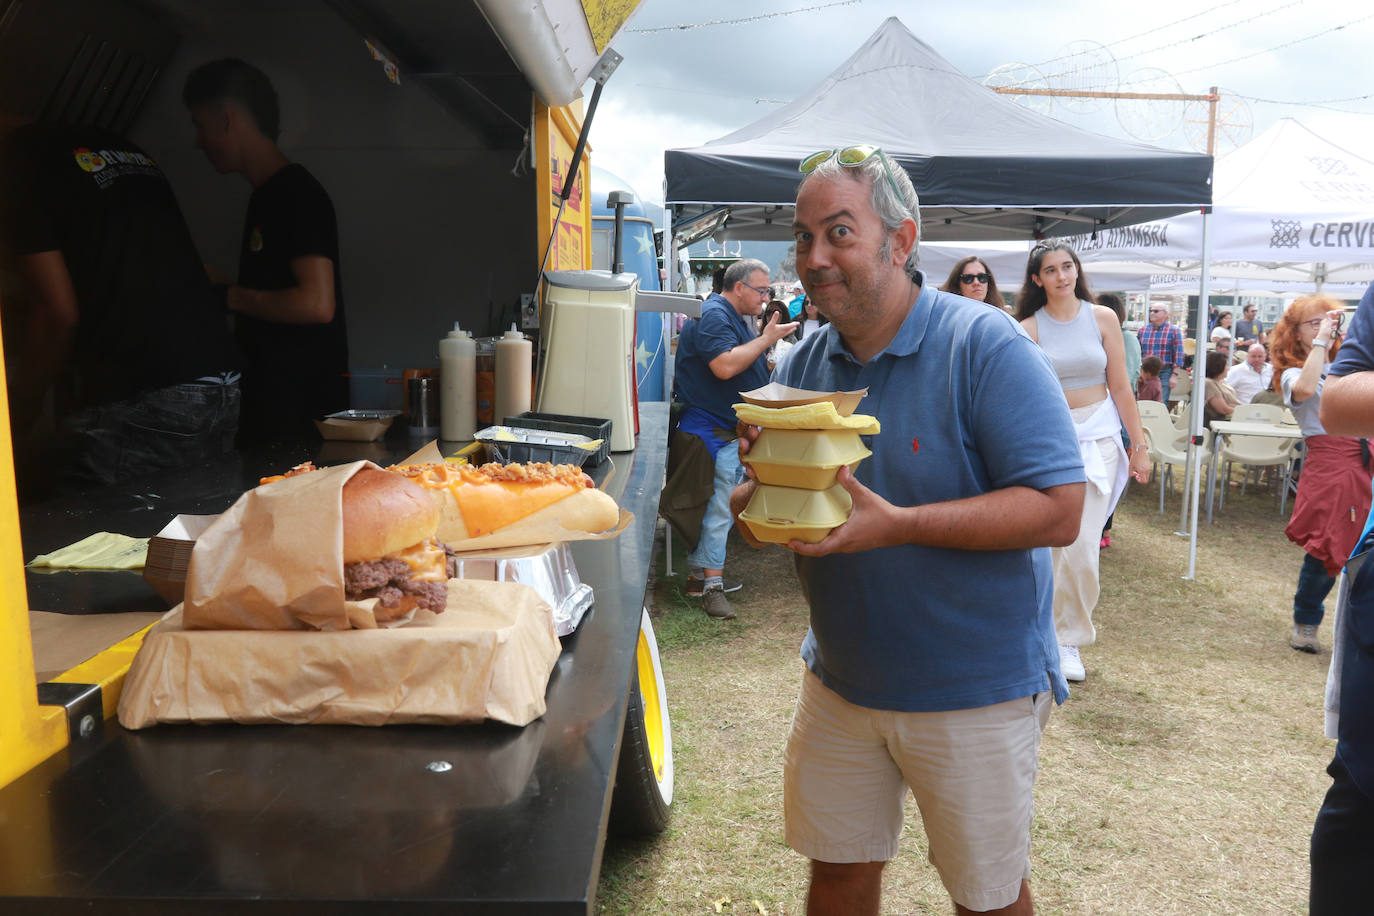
[960,273,990,285]
[799,145,906,206]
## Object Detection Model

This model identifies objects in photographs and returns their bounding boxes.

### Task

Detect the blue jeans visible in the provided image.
[61,378,241,492]
[1295,551,1337,626]
[687,440,744,571]
[1160,366,1174,404]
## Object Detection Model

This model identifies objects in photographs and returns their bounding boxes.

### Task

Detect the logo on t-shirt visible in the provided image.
[249,227,264,252]
[73,148,107,173]
[73,146,162,187]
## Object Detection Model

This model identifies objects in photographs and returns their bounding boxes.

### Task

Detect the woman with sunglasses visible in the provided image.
[1269,295,1371,654]
[1016,240,1150,683]
[939,256,1005,310]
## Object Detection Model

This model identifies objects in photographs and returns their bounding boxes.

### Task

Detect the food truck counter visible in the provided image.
[0,404,667,914]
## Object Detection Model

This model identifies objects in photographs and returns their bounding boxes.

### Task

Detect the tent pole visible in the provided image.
[1182,207,1212,579]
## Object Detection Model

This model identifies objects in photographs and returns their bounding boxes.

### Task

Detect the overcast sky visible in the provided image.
[585,0,1374,211]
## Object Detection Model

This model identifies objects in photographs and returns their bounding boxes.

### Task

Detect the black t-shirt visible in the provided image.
[0,123,238,403]
[234,162,349,443]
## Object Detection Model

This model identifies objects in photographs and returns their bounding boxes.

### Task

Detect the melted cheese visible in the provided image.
[389,538,447,582]
[450,479,577,537]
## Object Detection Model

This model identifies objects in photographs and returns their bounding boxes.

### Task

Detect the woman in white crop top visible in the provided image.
[1016,240,1150,683]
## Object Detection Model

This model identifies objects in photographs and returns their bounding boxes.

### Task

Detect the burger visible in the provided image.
[341,468,456,621]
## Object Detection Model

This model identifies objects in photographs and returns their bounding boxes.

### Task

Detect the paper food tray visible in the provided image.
[738,383,868,416]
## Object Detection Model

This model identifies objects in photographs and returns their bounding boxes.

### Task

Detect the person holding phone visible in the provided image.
[1269,295,1370,654]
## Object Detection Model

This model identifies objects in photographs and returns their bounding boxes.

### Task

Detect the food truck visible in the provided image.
[0,1,675,911]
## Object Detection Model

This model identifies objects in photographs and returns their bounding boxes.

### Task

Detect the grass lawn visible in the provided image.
[598,473,1331,915]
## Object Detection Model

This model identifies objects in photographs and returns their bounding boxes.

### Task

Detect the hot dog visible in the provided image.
[387,461,619,545]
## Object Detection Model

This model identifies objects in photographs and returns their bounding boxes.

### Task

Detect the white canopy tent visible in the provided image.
[1066,118,1374,289]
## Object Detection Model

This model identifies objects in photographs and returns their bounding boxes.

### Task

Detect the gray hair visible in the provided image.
[722,258,769,290]
[797,151,922,279]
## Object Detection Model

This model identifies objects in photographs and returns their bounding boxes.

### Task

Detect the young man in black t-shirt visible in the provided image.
[182,58,349,446]
[0,115,241,496]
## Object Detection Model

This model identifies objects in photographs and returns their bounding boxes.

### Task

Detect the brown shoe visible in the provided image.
[701,585,736,620]
[1291,623,1321,653]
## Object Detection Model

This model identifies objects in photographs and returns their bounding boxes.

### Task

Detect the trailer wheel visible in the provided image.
[610,607,673,835]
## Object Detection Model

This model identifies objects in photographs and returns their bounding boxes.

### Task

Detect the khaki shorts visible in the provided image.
[784,670,1052,912]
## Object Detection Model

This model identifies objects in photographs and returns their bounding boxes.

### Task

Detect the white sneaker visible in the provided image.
[1059,645,1086,682]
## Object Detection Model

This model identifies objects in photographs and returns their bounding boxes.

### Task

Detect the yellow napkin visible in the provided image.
[734,402,881,435]
[29,532,149,570]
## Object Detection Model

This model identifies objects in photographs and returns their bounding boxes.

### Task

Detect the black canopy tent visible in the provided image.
[663,18,1221,578]
[664,17,1213,245]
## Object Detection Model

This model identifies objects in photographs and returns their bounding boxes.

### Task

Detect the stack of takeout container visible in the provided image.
[734,385,878,544]
[142,514,220,606]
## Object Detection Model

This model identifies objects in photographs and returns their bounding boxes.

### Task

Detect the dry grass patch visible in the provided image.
[599,476,1329,914]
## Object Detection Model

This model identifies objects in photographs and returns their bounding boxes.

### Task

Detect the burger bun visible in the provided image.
[342,468,440,562]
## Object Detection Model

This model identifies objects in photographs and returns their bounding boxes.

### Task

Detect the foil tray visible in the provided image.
[449,541,594,636]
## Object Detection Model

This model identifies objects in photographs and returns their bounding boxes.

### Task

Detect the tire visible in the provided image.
[609,607,674,835]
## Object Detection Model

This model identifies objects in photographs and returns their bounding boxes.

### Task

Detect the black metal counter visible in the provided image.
[0,404,667,914]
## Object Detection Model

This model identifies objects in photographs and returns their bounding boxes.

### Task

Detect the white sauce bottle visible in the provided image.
[438,322,477,440]
[494,324,532,426]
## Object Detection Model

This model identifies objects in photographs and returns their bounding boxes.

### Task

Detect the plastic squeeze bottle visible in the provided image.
[438,322,477,440]
[494,324,532,425]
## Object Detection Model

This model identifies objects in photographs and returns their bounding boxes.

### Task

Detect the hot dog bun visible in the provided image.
[389,462,619,546]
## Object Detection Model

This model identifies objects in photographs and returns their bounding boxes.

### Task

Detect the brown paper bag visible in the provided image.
[183,460,399,631]
[118,579,560,728]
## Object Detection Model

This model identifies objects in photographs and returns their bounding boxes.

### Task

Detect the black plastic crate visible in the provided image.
[504,412,613,466]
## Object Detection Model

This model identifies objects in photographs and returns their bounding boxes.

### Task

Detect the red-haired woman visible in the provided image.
[1271,294,1372,653]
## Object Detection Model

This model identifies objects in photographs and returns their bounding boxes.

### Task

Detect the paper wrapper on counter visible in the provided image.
[182,460,406,631]
[118,579,561,728]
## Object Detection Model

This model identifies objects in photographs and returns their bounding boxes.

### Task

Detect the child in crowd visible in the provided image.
[1137,356,1164,401]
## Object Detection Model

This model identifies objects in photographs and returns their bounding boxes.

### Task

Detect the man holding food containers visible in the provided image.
[731,145,1085,916]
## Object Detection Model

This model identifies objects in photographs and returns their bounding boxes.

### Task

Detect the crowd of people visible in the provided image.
[663,143,1374,914]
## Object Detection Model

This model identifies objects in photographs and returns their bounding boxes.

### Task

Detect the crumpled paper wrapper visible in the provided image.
[117,579,560,728]
[183,460,402,631]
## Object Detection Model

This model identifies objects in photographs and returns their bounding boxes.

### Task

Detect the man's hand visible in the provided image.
[761,311,799,344]
[789,465,898,556]
[730,423,768,548]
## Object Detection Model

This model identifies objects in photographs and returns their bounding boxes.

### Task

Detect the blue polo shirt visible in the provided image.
[774,273,1084,712]
[674,294,770,428]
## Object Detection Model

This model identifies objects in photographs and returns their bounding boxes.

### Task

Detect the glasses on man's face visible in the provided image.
[1150,309,1167,314]
[799,145,906,207]
[960,273,990,285]
[742,281,771,297]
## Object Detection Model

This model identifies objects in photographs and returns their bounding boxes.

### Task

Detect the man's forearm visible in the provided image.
[710,334,772,379]
[892,483,1084,551]
[1321,372,1374,436]
[228,283,332,324]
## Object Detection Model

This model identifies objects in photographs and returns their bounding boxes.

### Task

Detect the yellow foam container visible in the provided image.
[739,483,852,544]
[743,428,871,490]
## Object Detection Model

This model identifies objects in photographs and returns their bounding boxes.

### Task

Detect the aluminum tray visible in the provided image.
[449,541,594,636]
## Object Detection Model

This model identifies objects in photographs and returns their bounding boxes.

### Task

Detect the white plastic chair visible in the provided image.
[1213,402,1299,512]
[1232,402,1284,425]
[1140,408,1212,513]
[1216,431,1298,513]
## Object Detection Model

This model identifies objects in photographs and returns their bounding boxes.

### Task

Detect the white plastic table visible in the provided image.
[1206,420,1304,523]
